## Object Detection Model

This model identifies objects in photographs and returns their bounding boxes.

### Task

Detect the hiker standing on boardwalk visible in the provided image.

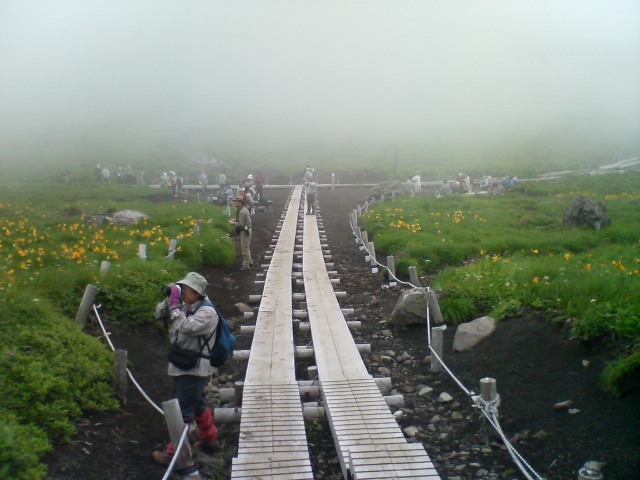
[230,196,253,270]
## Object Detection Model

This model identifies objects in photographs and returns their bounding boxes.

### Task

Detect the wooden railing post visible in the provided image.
[431,327,443,373]
[75,284,97,326]
[114,349,128,405]
[386,256,397,287]
[100,260,111,277]
[167,239,178,259]
[161,399,195,471]
[368,241,378,273]
[408,266,420,286]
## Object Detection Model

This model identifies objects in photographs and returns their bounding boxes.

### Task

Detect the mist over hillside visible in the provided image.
[1,1,638,178]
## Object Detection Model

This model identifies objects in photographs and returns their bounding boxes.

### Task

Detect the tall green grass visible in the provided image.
[362,173,640,395]
[0,182,236,479]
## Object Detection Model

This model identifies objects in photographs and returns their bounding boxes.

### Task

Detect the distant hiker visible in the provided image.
[152,272,220,466]
[405,176,415,197]
[254,171,265,202]
[230,195,253,270]
[303,167,314,185]
[224,184,234,216]
[169,171,178,196]
[242,185,254,215]
[412,172,421,193]
[306,176,317,215]
[464,174,472,193]
[199,171,208,192]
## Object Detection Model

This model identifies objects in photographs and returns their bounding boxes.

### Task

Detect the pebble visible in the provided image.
[419,386,434,396]
[451,411,464,420]
[438,392,454,403]
[403,426,419,437]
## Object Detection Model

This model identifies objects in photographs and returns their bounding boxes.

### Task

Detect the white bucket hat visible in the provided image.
[176,272,208,296]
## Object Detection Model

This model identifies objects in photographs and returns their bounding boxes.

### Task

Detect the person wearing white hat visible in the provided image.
[153,272,220,466]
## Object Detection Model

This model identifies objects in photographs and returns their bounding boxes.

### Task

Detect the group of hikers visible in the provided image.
[94,164,145,185]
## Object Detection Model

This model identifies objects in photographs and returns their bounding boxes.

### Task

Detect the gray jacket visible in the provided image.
[166,297,218,377]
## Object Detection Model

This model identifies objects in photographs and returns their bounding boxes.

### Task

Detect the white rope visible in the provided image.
[92,304,164,415]
[163,249,177,259]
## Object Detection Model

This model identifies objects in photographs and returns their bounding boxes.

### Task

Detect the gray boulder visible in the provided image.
[389,287,429,326]
[562,196,611,230]
[452,316,496,352]
[112,210,149,226]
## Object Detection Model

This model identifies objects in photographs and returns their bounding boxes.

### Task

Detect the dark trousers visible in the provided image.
[306,192,315,213]
[175,375,209,421]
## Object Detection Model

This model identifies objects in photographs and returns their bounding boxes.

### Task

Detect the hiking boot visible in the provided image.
[193,439,221,454]
[152,449,173,466]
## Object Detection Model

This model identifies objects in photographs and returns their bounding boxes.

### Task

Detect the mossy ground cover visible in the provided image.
[0,183,235,479]
[362,173,640,395]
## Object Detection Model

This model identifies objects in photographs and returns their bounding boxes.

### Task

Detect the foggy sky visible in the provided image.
[1,0,639,165]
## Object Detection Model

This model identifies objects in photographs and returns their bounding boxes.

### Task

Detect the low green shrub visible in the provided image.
[0,411,51,480]
[0,291,118,479]
[601,343,640,396]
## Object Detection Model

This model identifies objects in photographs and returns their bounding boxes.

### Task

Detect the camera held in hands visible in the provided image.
[161,284,173,297]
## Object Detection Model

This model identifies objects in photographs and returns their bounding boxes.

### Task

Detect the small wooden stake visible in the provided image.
[74,284,97,326]
[431,327,444,373]
[114,349,128,405]
[161,399,194,470]
[408,266,420,286]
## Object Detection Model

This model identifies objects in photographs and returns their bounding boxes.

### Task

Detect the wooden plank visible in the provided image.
[233,188,313,480]
[302,213,441,480]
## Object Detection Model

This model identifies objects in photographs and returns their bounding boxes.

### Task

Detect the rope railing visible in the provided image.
[90,304,191,478]
[349,194,546,480]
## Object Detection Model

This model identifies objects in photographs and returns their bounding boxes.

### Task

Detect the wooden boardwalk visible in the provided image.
[231,187,440,479]
[232,187,313,480]
[302,201,440,479]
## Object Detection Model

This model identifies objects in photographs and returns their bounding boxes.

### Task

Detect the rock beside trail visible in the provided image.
[452,316,496,351]
[84,210,149,226]
[112,210,149,225]
[390,287,428,326]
